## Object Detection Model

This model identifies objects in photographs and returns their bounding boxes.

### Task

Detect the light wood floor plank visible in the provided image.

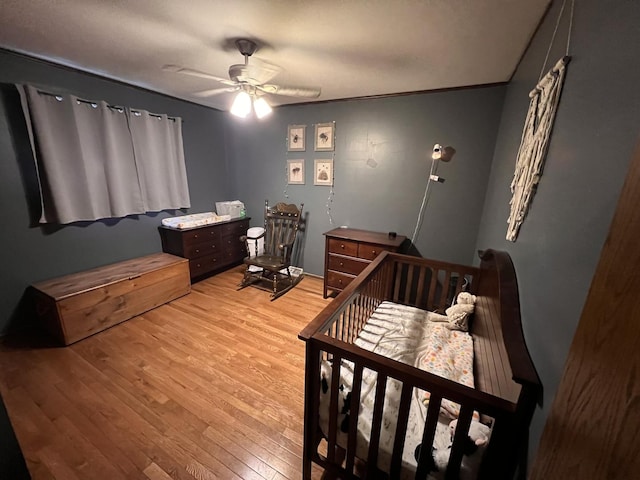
[1,267,331,479]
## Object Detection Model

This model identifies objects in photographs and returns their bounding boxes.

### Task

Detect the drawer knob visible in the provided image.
[340,244,345,249]
[210,231,215,235]
[372,250,377,255]
[194,234,198,239]
[195,249,199,253]
[339,262,344,267]
[196,263,201,268]
[338,279,342,284]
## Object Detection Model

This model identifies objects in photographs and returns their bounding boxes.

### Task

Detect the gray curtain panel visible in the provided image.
[128,110,190,212]
[17,84,190,224]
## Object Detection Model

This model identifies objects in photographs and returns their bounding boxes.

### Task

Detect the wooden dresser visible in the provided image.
[159,217,250,281]
[323,228,407,298]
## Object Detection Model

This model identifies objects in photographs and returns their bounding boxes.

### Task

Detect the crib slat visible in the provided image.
[345,363,364,474]
[367,372,388,469]
[404,264,415,304]
[446,404,475,479]
[343,307,349,342]
[393,263,403,302]
[427,268,438,310]
[327,357,342,464]
[390,382,413,477]
[415,393,443,480]
[415,266,427,309]
[439,269,452,309]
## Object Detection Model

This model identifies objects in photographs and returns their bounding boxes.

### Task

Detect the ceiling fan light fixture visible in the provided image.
[230,90,252,118]
[253,96,272,119]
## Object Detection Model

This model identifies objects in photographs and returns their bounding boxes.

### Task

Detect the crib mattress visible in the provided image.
[319,301,482,479]
[161,212,231,229]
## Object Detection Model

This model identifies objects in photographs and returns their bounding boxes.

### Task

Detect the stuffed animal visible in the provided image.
[456,292,477,305]
[419,419,491,479]
[449,418,490,448]
[444,292,477,331]
[319,361,352,434]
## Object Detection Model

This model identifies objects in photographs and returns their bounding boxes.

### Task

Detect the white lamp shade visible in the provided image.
[230,91,251,118]
[253,97,272,119]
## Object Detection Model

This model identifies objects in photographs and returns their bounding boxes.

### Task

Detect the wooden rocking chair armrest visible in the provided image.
[241,232,266,242]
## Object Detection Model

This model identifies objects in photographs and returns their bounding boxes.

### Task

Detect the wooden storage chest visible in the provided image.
[31,253,191,345]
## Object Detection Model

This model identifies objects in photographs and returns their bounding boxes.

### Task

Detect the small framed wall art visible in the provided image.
[287,124,306,151]
[314,122,334,151]
[314,159,333,186]
[287,159,305,185]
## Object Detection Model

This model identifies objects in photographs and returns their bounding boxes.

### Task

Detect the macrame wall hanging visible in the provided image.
[506,0,575,242]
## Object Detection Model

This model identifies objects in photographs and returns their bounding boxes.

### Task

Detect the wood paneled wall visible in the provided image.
[530,137,640,479]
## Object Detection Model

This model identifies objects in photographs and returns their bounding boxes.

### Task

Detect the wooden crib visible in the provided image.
[299,249,541,479]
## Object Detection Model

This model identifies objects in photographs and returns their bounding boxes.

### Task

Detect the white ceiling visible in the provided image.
[0,0,551,112]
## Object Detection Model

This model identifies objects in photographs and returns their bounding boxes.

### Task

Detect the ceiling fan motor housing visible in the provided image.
[235,39,257,57]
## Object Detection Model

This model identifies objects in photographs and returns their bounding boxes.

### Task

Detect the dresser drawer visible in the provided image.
[326,270,356,291]
[183,241,220,259]
[220,219,250,237]
[182,227,220,245]
[328,254,369,276]
[328,238,359,256]
[358,242,386,260]
[221,234,245,253]
[221,240,247,264]
[189,254,223,278]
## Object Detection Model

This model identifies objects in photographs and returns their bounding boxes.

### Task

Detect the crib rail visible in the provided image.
[300,251,479,345]
[300,250,541,480]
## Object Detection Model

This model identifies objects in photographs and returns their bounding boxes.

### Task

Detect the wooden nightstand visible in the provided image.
[323,228,407,298]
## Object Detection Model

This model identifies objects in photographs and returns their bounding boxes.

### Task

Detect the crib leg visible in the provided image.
[302,458,311,480]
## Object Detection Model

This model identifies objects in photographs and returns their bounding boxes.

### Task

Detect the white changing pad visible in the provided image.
[161,212,231,229]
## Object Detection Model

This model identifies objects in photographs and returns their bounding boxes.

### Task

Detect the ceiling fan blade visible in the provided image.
[247,60,282,84]
[162,64,237,86]
[258,84,322,98]
[229,62,282,86]
[192,86,240,97]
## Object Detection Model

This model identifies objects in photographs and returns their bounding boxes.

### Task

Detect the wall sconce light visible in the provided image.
[411,142,457,243]
[429,143,456,182]
[230,89,272,119]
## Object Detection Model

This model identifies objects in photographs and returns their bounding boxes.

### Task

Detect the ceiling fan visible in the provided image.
[163,39,321,118]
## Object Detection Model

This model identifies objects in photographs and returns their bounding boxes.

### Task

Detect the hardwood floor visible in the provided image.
[0,266,332,480]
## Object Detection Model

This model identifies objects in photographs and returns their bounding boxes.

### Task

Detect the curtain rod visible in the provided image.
[36,89,178,122]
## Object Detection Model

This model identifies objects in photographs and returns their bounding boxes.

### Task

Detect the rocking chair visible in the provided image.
[238,200,304,300]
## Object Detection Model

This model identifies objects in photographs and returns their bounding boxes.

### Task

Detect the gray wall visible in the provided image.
[474,0,640,466]
[225,87,506,276]
[0,50,230,335]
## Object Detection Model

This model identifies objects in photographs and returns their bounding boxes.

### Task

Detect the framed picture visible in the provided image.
[287,124,306,151]
[314,122,335,151]
[314,159,333,186]
[287,159,305,185]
